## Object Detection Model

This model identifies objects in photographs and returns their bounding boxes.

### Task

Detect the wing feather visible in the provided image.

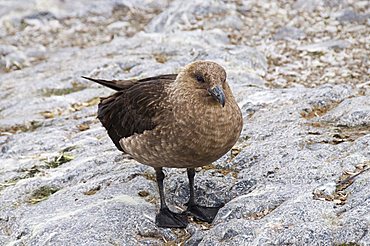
[82,74,177,91]
[94,75,176,151]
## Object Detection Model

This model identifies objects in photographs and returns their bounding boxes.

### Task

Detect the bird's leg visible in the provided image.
[186,168,224,223]
[154,167,188,228]
[187,167,196,207]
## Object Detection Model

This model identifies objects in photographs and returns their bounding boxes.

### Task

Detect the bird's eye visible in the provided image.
[195,74,205,83]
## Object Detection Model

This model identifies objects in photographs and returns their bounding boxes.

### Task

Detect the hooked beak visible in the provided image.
[208,85,226,107]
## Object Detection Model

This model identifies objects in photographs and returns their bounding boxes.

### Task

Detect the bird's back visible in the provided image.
[83,74,177,151]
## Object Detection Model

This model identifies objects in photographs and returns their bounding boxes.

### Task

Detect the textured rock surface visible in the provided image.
[0,0,369,245]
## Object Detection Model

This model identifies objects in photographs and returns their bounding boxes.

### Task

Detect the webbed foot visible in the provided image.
[155,208,188,228]
[186,204,224,223]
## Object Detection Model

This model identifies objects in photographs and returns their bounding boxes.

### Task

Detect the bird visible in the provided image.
[82,60,243,228]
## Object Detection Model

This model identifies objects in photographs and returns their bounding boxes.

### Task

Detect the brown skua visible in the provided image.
[82,60,243,228]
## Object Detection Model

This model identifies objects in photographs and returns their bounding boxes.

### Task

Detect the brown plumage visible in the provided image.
[82,60,243,228]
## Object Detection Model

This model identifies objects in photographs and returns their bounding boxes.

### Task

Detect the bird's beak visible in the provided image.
[208,85,226,107]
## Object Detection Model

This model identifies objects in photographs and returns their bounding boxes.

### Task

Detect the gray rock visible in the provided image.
[0,49,30,72]
[273,27,306,40]
[293,0,346,11]
[319,96,370,127]
[293,0,323,11]
[337,9,370,23]
[146,0,240,33]
[0,0,369,245]
[297,40,351,52]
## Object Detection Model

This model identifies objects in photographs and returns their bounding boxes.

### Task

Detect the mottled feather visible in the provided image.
[82,75,177,151]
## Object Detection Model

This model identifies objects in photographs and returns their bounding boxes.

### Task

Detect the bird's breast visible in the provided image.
[120,90,242,168]
[166,99,242,167]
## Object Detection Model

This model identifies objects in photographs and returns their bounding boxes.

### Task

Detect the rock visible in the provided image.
[297,40,351,52]
[0,0,369,245]
[319,96,370,127]
[313,182,337,197]
[273,27,306,40]
[145,0,240,33]
[336,9,370,23]
[0,45,30,72]
[293,0,346,11]
[22,11,57,23]
[293,0,323,11]
[107,21,129,31]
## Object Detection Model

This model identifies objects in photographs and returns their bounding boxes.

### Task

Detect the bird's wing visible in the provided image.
[93,76,176,152]
[82,74,178,91]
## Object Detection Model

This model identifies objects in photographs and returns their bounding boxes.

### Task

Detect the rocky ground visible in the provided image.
[0,0,369,245]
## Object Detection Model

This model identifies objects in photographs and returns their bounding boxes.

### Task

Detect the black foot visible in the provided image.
[186,204,224,223]
[155,208,188,228]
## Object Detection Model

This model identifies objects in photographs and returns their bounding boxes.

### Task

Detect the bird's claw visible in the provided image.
[185,204,224,223]
[155,208,188,228]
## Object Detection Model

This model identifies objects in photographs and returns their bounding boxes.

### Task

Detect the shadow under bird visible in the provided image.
[82,60,243,228]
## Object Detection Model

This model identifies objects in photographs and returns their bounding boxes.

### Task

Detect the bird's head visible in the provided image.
[179,60,227,107]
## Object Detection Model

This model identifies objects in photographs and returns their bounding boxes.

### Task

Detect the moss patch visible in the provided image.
[0,178,20,192]
[335,243,361,246]
[301,102,340,119]
[313,162,370,205]
[1,147,76,193]
[306,123,370,145]
[45,152,74,168]
[0,166,43,192]
[27,186,59,204]
[44,147,76,168]
[70,97,100,111]
[0,121,42,136]
[41,82,87,97]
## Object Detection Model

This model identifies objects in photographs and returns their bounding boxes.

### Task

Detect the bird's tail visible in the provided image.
[82,74,177,91]
[81,76,126,91]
